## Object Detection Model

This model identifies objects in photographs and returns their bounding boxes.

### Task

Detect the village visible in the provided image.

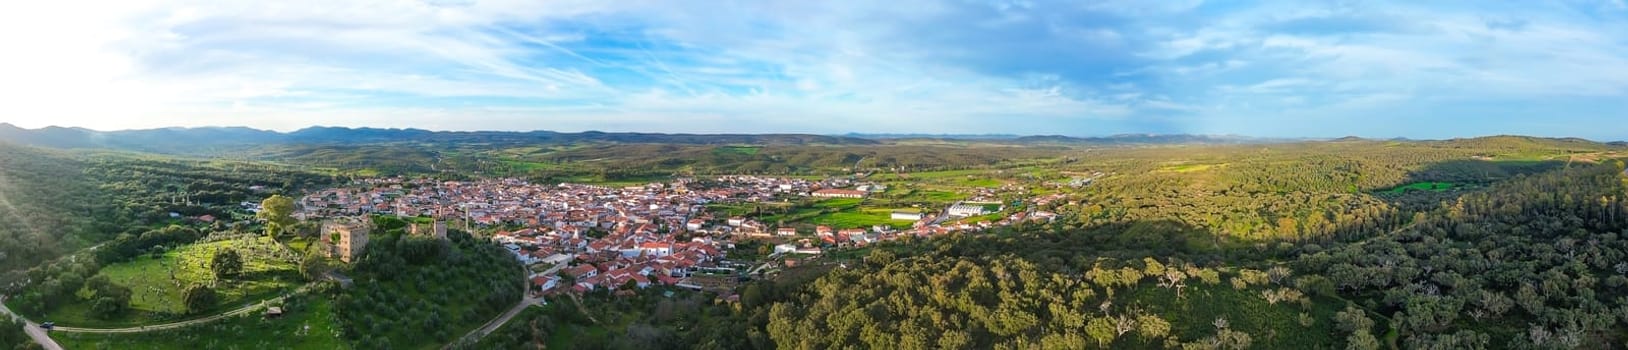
[296,175,1061,300]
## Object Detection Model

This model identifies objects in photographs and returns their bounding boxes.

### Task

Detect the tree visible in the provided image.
[300,254,331,281]
[257,194,297,238]
[83,275,131,319]
[182,284,217,314]
[211,248,243,280]
[90,296,125,319]
[1142,257,1167,277]
[1346,331,1380,350]
[1086,317,1118,348]
[1335,305,1374,334]
[1158,268,1189,298]
[1137,314,1171,341]
[1267,266,1293,285]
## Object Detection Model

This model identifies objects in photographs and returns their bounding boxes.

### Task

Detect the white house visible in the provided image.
[890,211,923,221]
[773,243,799,255]
[638,242,673,257]
[948,203,991,217]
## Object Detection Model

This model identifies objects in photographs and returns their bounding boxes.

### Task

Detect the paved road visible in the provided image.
[0,297,64,350]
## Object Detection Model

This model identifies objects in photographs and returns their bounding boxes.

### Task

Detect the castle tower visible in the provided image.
[323,219,370,263]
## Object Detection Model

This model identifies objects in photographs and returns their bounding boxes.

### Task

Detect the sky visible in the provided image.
[2,1,1627,139]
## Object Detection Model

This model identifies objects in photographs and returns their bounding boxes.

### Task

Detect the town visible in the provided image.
[297,175,1060,298]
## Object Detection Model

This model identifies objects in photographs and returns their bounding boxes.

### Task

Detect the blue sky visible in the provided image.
[2,0,1627,139]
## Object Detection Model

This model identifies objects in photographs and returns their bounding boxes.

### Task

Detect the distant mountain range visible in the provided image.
[845,133,1301,144]
[1,123,1621,154]
[0,123,880,153]
[1004,134,1305,145]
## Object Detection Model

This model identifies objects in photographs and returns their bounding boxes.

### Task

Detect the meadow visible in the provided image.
[1380,181,1458,194]
[45,235,301,327]
[54,290,347,350]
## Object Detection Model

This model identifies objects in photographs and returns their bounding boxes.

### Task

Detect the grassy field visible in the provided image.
[1124,283,1343,348]
[53,292,348,350]
[954,178,1003,187]
[1381,181,1457,194]
[806,208,917,230]
[1159,163,1222,173]
[45,235,301,327]
[714,146,762,155]
[884,188,966,203]
[498,159,560,172]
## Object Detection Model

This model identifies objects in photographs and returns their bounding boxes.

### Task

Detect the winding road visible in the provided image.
[6,283,320,336]
[1,297,63,350]
[443,261,538,348]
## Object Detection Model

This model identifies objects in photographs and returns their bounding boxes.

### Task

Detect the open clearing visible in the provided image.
[53,292,346,350]
[1381,181,1457,194]
[45,235,300,327]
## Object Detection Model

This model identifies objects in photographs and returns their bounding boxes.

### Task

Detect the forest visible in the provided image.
[337,228,526,349]
[3,135,1626,349]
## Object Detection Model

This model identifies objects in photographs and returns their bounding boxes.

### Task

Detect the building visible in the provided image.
[322,219,370,263]
[773,243,798,254]
[890,211,923,221]
[811,189,866,198]
[948,203,991,217]
[411,220,448,240]
[777,227,798,236]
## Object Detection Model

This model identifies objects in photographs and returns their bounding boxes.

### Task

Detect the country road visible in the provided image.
[443,261,535,348]
[1,297,64,350]
[444,295,542,349]
[3,283,317,336]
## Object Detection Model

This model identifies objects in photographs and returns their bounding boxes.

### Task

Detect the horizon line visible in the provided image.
[6,122,1615,142]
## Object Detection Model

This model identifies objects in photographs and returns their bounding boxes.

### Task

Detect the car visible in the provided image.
[39,321,53,330]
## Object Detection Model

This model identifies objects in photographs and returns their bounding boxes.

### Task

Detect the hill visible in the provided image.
[1008,134,1299,145]
[0,142,107,272]
[0,123,880,154]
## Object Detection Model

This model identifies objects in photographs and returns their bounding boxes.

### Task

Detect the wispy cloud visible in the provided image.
[1,0,1626,139]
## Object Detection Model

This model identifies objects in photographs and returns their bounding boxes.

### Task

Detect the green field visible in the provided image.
[45,235,301,327]
[714,146,762,155]
[806,208,917,230]
[954,178,1002,187]
[54,291,348,350]
[1159,163,1221,173]
[1123,283,1344,348]
[1381,181,1457,194]
[812,198,864,209]
[498,159,560,172]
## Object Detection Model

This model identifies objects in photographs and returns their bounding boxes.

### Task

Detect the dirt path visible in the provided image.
[444,263,534,348]
[37,283,317,334]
